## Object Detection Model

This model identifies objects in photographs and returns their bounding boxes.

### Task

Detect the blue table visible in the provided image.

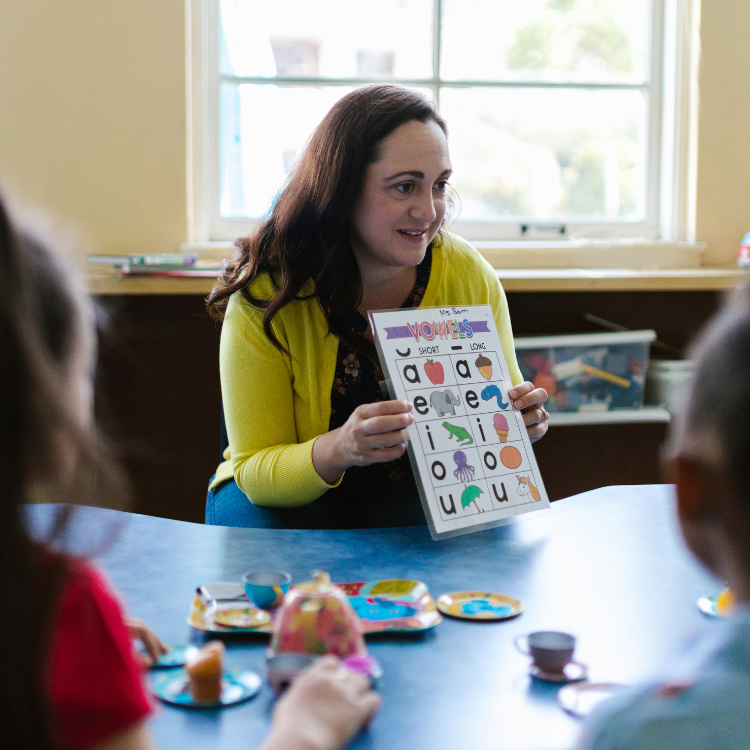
[29,485,720,750]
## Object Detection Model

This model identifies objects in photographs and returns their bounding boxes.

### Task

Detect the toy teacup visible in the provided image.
[514,630,588,681]
[242,569,291,609]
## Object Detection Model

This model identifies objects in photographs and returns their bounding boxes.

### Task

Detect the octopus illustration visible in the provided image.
[453,451,476,483]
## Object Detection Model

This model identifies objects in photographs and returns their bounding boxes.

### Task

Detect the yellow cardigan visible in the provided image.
[211,232,523,507]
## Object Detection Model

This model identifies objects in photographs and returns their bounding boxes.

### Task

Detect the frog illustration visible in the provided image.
[441,421,473,447]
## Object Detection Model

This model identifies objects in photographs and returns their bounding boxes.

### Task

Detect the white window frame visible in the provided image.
[187,0,701,263]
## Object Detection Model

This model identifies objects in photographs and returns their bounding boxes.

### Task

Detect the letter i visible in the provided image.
[476,418,486,442]
[425,424,435,450]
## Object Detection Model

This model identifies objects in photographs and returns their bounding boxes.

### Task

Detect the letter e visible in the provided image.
[413,396,429,415]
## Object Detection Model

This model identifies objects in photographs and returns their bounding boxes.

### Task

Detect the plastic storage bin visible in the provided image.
[515,330,656,413]
[644,358,695,414]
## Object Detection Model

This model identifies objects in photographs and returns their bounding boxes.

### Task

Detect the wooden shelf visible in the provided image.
[87,272,217,295]
[548,407,671,426]
[86,266,746,295]
[497,267,745,292]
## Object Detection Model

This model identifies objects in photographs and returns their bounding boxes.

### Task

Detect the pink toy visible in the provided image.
[271,571,367,658]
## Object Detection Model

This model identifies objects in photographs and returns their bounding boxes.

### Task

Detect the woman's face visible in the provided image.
[350,118,452,274]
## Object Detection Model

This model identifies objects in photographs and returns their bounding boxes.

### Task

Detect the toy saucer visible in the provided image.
[530,661,587,684]
[150,644,197,669]
[211,606,272,629]
[152,668,262,708]
[436,591,522,621]
[557,682,627,718]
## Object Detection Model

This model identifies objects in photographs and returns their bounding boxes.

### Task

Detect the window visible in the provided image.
[195,0,680,244]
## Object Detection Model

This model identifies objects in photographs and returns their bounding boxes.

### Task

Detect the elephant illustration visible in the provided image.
[430,389,461,416]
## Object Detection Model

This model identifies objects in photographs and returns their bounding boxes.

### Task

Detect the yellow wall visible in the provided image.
[0,1,187,255]
[695,0,750,266]
[0,1,745,265]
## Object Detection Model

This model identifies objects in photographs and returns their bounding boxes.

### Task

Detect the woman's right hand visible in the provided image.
[312,400,414,483]
[261,657,381,750]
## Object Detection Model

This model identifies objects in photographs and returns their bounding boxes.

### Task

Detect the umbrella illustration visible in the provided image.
[461,485,485,513]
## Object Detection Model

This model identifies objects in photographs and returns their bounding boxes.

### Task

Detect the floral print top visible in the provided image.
[328,248,432,494]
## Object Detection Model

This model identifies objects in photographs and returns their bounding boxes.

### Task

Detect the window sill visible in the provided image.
[473,239,706,270]
[85,265,745,295]
[86,240,743,295]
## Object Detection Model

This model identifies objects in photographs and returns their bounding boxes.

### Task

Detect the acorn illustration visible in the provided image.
[475,355,493,380]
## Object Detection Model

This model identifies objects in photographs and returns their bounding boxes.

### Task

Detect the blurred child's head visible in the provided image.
[665,283,750,598]
[0,194,96,497]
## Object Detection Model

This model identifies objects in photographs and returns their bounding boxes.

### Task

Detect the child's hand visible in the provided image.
[262,656,381,750]
[125,617,167,668]
[509,382,549,443]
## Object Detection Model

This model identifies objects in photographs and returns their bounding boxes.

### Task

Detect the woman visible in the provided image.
[0,195,378,750]
[206,84,549,529]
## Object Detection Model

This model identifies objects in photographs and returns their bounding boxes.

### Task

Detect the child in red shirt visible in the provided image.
[0,194,379,750]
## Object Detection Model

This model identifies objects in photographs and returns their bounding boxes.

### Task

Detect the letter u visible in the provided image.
[439,494,457,515]
[492,483,508,503]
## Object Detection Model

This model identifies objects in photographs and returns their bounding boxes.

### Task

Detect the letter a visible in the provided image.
[439,494,457,515]
[403,364,421,384]
[456,360,471,379]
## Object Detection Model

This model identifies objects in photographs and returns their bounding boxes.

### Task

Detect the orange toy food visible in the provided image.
[186,641,224,703]
[475,355,493,380]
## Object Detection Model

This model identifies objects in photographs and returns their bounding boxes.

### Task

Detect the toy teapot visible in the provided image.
[271,571,367,658]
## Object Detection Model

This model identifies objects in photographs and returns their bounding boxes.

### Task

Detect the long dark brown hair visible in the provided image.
[0,194,126,748]
[207,84,448,362]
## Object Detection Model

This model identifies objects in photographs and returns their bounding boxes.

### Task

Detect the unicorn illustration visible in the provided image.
[516,475,541,502]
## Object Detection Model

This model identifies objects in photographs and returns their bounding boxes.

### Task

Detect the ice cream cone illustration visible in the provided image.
[493,413,509,443]
[475,355,493,380]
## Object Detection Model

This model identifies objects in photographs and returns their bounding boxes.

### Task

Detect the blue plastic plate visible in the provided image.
[152,668,262,708]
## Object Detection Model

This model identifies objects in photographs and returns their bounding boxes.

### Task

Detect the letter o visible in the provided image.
[431,461,446,481]
[420,322,435,340]
[483,451,497,471]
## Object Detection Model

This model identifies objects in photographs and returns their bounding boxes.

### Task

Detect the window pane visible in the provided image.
[220,84,434,218]
[440,87,645,221]
[220,0,433,80]
[441,0,648,84]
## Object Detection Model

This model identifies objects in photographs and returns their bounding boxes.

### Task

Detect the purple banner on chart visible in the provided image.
[383,320,490,340]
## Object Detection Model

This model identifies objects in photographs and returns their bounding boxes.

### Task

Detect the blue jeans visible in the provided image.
[205,475,426,529]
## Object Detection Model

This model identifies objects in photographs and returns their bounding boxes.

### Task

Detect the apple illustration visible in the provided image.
[424,359,444,385]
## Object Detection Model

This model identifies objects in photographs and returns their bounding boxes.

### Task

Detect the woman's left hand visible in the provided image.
[508,382,549,443]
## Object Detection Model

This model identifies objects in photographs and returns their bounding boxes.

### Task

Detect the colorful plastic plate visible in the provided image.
[188,580,441,634]
[697,594,722,618]
[698,590,735,619]
[436,591,522,621]
[150,645,197,669]
[152,669,262,708]
[212,607,272,629]
[558,682,628,718]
